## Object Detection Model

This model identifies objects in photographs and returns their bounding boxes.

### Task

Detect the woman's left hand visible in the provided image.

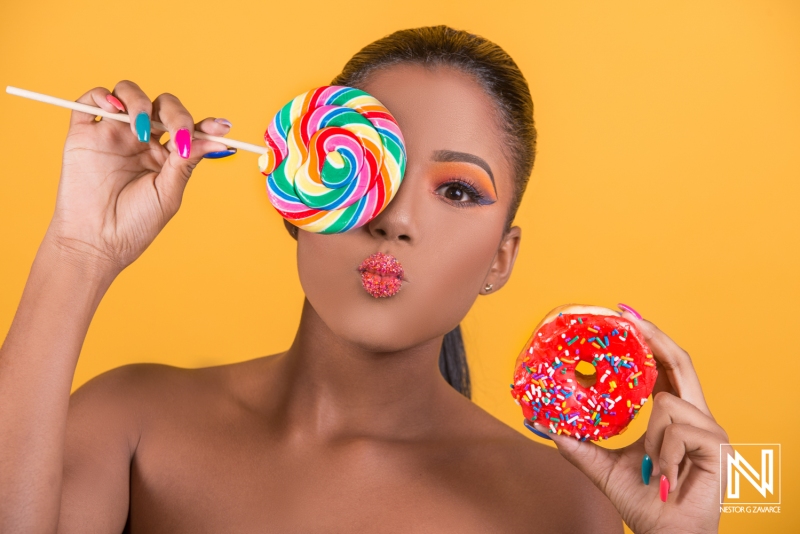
[535,307,729,534]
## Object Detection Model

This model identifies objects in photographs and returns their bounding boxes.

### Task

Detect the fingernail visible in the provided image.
[202,148,237,159]
[175,128,191,159]
[659,474,669,502]
[618,303,642,320]
[203,148,236,159]
[214,118,232,128]
[106,94,125,112]
[135,112,151,143]
[641,454,653,485]
[524,419,553,440]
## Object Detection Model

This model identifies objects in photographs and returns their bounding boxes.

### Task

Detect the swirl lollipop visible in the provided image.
[258,86,407,234]
[3,84,405,234]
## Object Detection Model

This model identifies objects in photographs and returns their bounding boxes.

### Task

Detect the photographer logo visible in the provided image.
[720,443,781,512]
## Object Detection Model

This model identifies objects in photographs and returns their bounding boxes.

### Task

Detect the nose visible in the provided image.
[364,171,418,243]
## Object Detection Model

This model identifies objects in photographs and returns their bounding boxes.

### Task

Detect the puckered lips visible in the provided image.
[357,252,405,298]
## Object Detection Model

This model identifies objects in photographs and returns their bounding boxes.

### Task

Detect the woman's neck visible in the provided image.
[269,298,456,440]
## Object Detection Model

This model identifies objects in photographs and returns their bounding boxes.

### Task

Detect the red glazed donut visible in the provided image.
[510,304,657,441]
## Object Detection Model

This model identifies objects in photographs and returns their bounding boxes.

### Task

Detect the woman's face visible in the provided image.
[296,63,521,352]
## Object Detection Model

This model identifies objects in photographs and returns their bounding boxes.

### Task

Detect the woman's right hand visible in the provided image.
[46,80,232,275]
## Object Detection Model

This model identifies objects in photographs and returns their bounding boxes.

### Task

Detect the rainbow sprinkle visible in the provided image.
[511,313,657,441]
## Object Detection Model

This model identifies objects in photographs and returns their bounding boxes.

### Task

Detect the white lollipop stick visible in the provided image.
[5,86,268,155]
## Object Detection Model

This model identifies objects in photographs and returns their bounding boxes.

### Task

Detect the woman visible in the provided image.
[0,26,728,533]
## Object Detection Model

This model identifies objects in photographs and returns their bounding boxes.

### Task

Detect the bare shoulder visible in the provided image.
[66,363,196,465]
[70,362,208,420]
[446,398,624,533]
[69,354,280,423]
[68,363,178,433]
[61,363,209,530]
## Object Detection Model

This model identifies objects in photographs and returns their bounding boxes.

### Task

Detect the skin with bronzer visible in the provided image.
[0,29,728,534]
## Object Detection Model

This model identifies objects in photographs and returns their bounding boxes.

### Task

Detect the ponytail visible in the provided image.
[439,325,471,399]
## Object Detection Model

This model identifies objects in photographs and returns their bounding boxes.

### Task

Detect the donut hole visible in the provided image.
[574,360,597,388]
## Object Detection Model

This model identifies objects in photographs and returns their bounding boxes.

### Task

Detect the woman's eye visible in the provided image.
[436,182,481,204]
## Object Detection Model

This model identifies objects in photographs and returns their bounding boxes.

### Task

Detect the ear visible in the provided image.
[481,225,521,294]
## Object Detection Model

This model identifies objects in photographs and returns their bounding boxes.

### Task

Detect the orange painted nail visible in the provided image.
[106,94,125,112]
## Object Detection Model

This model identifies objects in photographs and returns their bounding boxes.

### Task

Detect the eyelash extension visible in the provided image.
[438,177,495,207]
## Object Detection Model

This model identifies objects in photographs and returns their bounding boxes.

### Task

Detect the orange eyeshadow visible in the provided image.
[430,161,497,201]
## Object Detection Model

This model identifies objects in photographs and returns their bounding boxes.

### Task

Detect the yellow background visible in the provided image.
[1,1,798,532]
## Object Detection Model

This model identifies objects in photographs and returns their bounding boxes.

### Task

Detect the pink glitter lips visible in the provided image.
[357,252,405,298]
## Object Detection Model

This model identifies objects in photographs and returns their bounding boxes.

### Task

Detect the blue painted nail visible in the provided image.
[202,148,237,159]
[642,454,653,484]
[135,112,150,143]
[524,419,552,440]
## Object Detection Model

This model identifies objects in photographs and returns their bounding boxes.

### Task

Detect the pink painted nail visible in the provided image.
[175,128,191,159]
[214,118,232,128]
[106,94,125,112]
[659,474,669,502]
[618,303,642,320]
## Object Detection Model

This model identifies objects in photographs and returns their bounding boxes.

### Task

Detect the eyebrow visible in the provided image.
[431,150,496,193]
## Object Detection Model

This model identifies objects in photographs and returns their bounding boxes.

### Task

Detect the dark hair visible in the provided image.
[289,26,537,399]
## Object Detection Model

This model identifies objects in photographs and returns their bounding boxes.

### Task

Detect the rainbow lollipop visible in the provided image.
[258,86,407,234]
[4,84,406,234]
